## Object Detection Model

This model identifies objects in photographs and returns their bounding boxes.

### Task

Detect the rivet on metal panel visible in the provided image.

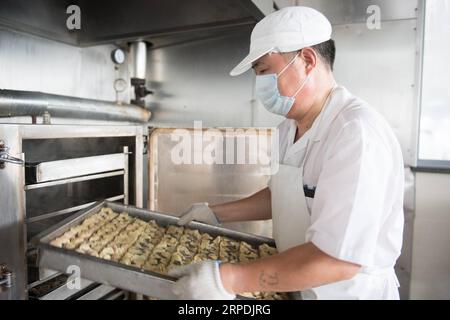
[0,263,13,290]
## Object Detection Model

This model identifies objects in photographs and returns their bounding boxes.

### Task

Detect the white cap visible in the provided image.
[229,6,332,76]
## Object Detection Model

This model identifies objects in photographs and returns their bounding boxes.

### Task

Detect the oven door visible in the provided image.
[148,127,276,238]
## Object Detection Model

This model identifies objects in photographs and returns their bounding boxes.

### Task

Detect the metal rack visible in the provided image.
[24,147,132,299]
[0,123,145,300]
[25,147,131,225]
[27,271,127,300]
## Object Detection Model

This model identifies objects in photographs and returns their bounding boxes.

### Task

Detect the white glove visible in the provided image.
[168,261,235,300]
[177,202,220,226]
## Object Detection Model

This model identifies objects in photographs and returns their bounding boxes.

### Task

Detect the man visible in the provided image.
[169,6,404,300]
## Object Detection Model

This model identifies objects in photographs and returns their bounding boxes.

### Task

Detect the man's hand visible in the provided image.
[177,203,220,226]
[168,261,236,300]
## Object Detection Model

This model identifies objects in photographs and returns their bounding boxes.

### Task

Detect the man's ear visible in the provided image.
[299,48,317,73]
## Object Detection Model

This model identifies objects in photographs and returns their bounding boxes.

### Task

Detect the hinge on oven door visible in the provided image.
[143,135,148,155]
[0,263,13,292]
[0,140,24,169]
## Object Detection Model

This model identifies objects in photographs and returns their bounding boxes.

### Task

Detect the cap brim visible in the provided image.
[229,47,274,76]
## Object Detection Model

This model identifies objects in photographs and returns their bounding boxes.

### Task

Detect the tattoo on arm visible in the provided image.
[259,270,279,290]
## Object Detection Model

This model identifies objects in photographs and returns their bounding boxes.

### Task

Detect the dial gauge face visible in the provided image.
[111,48,125,64]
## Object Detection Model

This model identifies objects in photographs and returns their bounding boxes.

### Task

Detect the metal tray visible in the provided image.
[34,200,276,300]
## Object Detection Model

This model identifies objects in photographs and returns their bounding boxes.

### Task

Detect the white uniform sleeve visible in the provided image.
[306,119,393,267]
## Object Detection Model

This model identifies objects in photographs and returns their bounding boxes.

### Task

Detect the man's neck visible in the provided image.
[294,74,336,141]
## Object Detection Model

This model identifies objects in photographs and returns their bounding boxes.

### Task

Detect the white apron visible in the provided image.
[269,90,400,300]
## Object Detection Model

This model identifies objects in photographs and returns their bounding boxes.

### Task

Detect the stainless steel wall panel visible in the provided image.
[146,31,256,128]
[296,0,418,25]
[332,20,418,166]
[0,29,129,104]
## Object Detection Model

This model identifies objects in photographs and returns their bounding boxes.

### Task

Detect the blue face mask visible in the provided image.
[255,53,310,116]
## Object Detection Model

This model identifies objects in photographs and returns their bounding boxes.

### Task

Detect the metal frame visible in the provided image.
[25,152,128,184]
[393,0,426,300]
[415,160,450,173]
[76,284,117,300]
[25,195,125,224]
[0,123,144,300]
[37,278,96,300]
[25,171,125,191]
[147,127,275,210]
[412,0,426,168]
[17,124,144,206]
[24,147,130,224]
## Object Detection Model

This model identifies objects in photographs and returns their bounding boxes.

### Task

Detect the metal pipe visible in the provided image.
[0,89,151,123]
[130,41,147,80]
[130,41,152,107]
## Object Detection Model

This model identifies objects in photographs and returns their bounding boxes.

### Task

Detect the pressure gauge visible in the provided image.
[111,48,126,65]
[114,78,127,92]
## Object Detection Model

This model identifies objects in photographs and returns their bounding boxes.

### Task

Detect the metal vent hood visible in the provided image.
[0,0,267,47]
